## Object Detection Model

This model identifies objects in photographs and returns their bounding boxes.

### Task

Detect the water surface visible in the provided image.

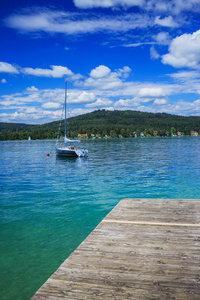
[0,137,200,299]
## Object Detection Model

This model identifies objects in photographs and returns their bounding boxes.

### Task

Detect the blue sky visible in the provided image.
[1,0,200,124]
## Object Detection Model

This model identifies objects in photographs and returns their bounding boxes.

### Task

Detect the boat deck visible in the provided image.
[32,198,200,299]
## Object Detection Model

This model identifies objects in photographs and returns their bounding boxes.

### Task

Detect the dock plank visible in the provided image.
[32,198,200,299]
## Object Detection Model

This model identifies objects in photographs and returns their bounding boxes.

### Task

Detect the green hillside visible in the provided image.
[0,109,200,140]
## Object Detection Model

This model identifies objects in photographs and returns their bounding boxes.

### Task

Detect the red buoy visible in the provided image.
[47,153,50,156]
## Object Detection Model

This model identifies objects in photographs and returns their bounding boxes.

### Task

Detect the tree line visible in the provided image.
[0,109,200,141]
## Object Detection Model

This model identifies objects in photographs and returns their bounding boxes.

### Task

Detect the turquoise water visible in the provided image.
[0,137,200,299]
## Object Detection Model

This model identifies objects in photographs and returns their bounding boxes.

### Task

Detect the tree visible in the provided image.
[171,127,176,135]
[110,130,117,138]
[0,132,5,140]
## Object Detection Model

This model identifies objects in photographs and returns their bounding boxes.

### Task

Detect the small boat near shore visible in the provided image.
[56,139,88,157]
[56,82,88,158]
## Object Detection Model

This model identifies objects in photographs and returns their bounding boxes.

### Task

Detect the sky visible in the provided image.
[1,0,200,124]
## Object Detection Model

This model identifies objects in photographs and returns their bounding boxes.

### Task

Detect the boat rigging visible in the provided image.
[56,82,88,157]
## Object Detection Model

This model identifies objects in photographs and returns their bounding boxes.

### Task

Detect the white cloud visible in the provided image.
[76,65,131,90]
[112,97,200,116]
[167,71,200,95]
[162,30,200,69]
[0,98,200,124]
[67,107,94,118]
[155,32,170,45]
[5,9,153,36]
[22,65,80,79]
[153,98,168,105]
[114,98,139,109]
[154,16,178,27]
[169,71,200,81]
[90,65,111,78]
[69,91,96,104]
[42,102,61,109]
[123,42,155,47]
[73,0,144,9]
[1,79,7,84]
[138,87,165,97]
[3,1,199,47]
[119,66,132,78]
[160,0,200,14]
[74,0,200,14]
[26,86,39,92]
[156,99,200,116]
[1,107,64,124]
[0,87,66,123]
[1,64,200,124]
[0,62,82,80]
[0,88,64,109]
[85,98,113,108]
[150,46,160,59]
[0,62,19,74]
[124,32,170,50]
[145,0,200,15]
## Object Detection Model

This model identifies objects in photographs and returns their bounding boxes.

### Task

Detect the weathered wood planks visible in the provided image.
[31,198,200,299]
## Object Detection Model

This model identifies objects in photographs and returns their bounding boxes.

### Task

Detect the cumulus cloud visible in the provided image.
[138,87,165,97]
[0,62,19,74]
[90,65,111,78]
[0,62,82,80]
[1,63,200,123]
[114,98,139,109]
[26,86,39,92]
[85,98,113,108]
[0,86,97,123]
[0,88,63,109]
[157,99,200,116]
[76,65,131,90]
[42,102,61,109]
[68,91,96,104]
[119,66,132,78]
[113,97,200,116]
[162,30,200,69]
[22,65,81,79]
[1,79,7,84]
[0,106,64,124]
[154,16,178,27]
[153,98,168,105]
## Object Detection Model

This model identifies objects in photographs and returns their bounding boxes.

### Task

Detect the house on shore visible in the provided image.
[78,133,88,139]
[191,131,198,136]
[177,131,184,136]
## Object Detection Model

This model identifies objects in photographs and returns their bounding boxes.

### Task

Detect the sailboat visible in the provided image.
[56,82,88,157]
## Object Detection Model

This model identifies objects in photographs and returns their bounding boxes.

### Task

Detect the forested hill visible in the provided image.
[0,109,200,140]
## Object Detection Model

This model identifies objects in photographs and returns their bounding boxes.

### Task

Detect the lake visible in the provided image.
[0,137,200,299]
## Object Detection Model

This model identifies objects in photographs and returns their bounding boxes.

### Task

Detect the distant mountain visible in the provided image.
[0,109,200,140]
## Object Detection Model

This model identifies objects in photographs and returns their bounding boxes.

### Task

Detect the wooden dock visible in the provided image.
[32,198,200,299]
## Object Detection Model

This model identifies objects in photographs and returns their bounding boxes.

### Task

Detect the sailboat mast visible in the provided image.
[65,81,67,138]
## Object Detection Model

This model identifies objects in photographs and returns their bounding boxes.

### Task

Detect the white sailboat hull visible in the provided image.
[56,146,88,157]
